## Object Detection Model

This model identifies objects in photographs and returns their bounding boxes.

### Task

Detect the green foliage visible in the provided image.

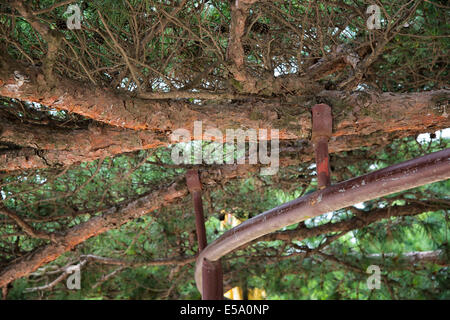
[0,0,448,300]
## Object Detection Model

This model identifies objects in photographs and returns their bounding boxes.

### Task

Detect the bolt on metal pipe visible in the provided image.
[194,148,450,293]
[186,169,223,300]
[312,104,333,188]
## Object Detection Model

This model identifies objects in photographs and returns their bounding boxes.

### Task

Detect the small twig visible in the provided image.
[92,267,125,289]
[0,207,59,241]
[97,10,141,90]
[34,0,77,15]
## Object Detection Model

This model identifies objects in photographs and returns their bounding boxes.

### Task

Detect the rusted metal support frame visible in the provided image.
[312,104,332,188]
[186,169,223,300]
[194,148,450,293]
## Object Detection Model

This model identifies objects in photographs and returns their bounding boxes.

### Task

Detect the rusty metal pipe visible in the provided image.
[314,137,331,187]
[186,170,207,251]
[192,191,207,251]
[202,259,224,300]
[186,169,223,299]
[194,148,450,292]
[312,104,332,188]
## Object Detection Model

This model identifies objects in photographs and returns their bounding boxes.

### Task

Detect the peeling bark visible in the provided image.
[1,59,448,138]
[0,125,435,172]
[0,118,165,171]
[0,58,448,171]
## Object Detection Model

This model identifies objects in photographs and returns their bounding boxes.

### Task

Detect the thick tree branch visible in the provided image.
[0,121,438,172]
[0,164,256,287]
[1,59,448,137]
[227,0,256,91]
[0,58,448,171]
[0,118,164,171]
[226,1,372,95]
[226,0,321,95]
[0,178,188,288]
[11,1,62,85]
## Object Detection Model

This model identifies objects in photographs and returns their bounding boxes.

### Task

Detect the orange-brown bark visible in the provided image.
[0,180,188,288]
[0,163,261,287]
[0,59,449,172]
[0,118,164,171]
[1,59,448,136]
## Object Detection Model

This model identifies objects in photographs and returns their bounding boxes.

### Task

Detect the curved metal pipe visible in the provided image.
[195,148,450,292]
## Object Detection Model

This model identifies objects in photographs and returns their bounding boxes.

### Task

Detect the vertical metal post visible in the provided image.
[192,192,207,251]
[186,170,207,251]
[186,169,223,300]
[312,104,332,188]
[202,258,223,300]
